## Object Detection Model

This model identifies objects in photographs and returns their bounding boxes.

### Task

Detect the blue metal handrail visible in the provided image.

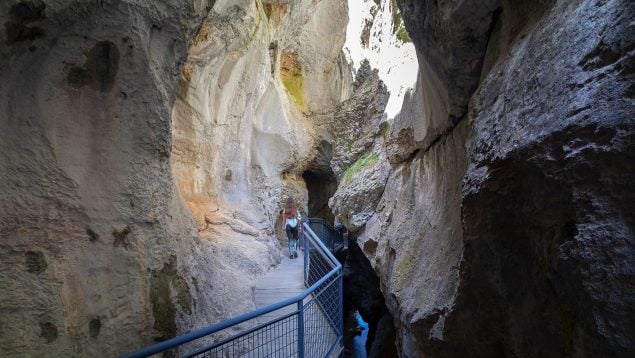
[122,220,342,358]
[306,218,346,253]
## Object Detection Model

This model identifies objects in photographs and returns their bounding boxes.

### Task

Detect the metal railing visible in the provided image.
[122,221,342,358]
[305,218,347,253]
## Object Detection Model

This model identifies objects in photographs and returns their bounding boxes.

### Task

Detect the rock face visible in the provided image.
[172,0,350,232]
[333,0,634,356]
[0,0,351,356]
[328,69,390,231]
[0,1,210,356]
[454,1,635,355]
[171,0,352,335]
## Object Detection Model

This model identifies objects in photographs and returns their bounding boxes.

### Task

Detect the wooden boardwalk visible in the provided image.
[254,250,305,324]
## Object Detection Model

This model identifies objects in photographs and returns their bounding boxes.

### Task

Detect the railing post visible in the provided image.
[321,222,325,249]
[302,231,309,284]
[338,267,344,341]
[297,301,305,358]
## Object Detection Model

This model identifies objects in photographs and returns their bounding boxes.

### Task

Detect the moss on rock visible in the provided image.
[343,152,379,183]
[150,255,192,340]
[280,51,306,112]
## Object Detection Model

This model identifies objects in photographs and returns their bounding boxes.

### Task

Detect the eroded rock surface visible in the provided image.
[328,69,390,231]
[0,1,213,356]
[453,1,635,355]
[171,0,352,333]
[0,0,351,356]
[343,239,397,357]
[332,0,635,356]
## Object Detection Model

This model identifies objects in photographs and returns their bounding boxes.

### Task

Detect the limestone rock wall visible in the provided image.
[454,1,634,355]
[170,0,351,325]
[328,69,390,231]
[0,0,351,356]
[332,0,634,356]
[172,0,350,232]
[0,1,214,356]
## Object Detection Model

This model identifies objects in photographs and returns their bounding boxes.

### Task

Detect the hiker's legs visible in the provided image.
[290,237,297,256]
[286,225,294,257]
[291,229,299,256]
[285,225,295,258]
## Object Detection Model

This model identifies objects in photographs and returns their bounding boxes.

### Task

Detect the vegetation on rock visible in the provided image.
[343,151,379,183]
[390,0,411,43]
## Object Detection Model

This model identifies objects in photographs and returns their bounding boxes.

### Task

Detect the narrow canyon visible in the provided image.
[0,0,633,357]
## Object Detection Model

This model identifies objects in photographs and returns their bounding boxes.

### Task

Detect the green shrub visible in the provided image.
[396,26,411,43]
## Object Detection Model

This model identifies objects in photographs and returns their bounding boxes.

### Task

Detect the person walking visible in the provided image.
[281,197,301,259]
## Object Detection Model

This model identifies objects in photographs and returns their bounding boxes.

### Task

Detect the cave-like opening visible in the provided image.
[301,140,338,225]
[302,170,337,225]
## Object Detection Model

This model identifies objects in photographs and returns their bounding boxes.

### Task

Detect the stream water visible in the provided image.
[351,312,369,358]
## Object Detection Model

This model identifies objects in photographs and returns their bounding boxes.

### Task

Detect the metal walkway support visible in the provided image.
[122,220,343,358]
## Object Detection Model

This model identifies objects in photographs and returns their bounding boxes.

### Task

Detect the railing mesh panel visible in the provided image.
[188,313,299,358]
[302,281,340,357]
[307,218,346,253]
[302,229,341,356]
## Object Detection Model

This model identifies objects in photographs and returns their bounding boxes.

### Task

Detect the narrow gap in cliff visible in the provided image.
[302,170,337,225]
[342,237,397,357]
[479,7,503,80]
[301,139,338,225]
